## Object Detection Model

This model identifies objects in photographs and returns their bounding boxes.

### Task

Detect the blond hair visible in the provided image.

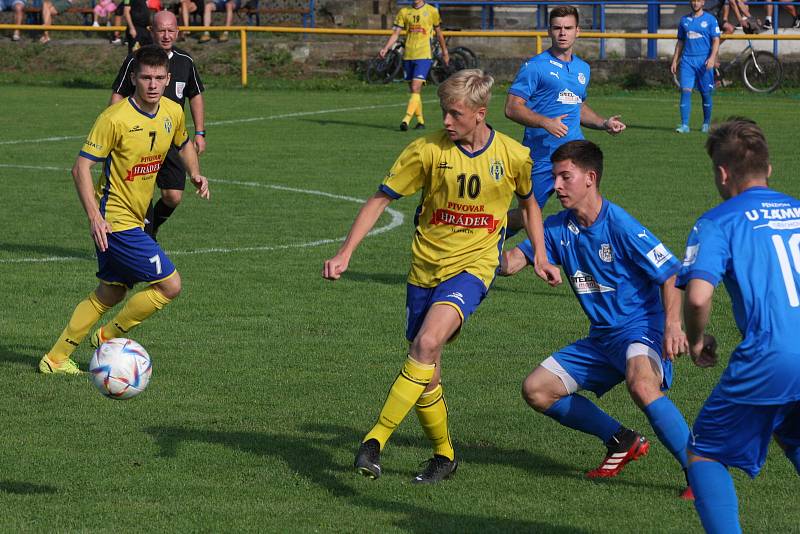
[437,69,494,110]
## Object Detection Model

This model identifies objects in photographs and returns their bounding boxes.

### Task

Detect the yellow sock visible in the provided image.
[415,384,455,460]
[364,356,435,449]
[102,286,172,339]
[412,93,424,125]
[47,291,110,364]
[402,93,420,124]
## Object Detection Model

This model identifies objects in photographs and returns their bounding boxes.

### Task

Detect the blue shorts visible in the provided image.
[96,228,176,289]
[545,327,672,397]
[403,59,433,82]
[679,56,715,93]
[211,0,239,10]
[405,271,487,342]
[0,0,24,9]
[689,390,800,478]
[531,160,554,210]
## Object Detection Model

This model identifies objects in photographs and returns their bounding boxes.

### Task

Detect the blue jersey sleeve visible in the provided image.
[613,222,680,286]
[508,59,539,101]
[677,17,687,41]
[676,217,729,289]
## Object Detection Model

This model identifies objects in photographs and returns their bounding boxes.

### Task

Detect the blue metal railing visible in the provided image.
[397,1,798,58]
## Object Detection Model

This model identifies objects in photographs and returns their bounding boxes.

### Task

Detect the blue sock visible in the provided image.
[688,460,741,534]
[680,91,691,126]
[544,394,621,443]
[785,445,800,474]
[701,92,713,125]
[643,396,689,468]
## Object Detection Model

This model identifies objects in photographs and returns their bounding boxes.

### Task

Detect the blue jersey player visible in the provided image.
[505,4,626,220]
[503,140,694,498]
[671,0,721,134]
[679,119,800,533]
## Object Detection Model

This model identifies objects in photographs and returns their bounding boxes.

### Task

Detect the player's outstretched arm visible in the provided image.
[683,278,718,367]
[519,196,561,286]
[499,247,528,277]
[580,104,626,135]
[189,94,206,155]
[379,27,402,58]
[323,192,392,281]
[671,40,684,75]
[660,275,689,360]
[505,94,568,138]
[178,140,210,199]
[72,156,112,252]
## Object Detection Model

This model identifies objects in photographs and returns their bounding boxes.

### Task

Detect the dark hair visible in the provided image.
[705,117,769,181]
[552,140,603,185]
[549,5,580,26]
[132,45,170,74]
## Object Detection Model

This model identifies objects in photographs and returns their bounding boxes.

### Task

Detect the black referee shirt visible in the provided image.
[111,47,204,108]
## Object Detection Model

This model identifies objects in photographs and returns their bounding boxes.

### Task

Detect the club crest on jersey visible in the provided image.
[570,270,615,294]
[557,90,582,105]
[175,81,185,100]
[164,117,173,134]
[598,243,613,263]
[489,159,505,181]
[646,243,673,267]
[578,72,586,85]
[701,20,708,28]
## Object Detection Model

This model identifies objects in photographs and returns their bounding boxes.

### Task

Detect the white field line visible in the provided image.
[0,167,404,264]
[0,100,437,146]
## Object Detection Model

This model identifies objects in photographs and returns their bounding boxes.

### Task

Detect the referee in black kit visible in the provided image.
[110,10,207,240]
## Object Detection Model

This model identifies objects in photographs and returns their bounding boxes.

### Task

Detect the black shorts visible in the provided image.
[114,3,124,16]
[156,146,187,190]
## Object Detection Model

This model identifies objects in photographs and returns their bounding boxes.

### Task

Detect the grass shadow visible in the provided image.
[0,481,59,495]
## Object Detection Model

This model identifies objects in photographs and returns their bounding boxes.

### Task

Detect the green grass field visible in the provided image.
[1,83,799,532]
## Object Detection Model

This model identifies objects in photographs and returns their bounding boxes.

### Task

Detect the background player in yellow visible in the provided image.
[40,46,210,375]
[323,69,562,483]
[379,0,449,131]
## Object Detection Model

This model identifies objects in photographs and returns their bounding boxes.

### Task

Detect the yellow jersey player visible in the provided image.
[39,46,210,375]
[379,0,449,131]
[323,69,562,483]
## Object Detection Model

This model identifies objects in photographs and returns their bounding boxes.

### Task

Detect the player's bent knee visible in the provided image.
[161,189,183,206]
[521,373,559,412]
[626,378,661,407]
[410,334,443,364]
[96,283,127,307]
[155,271,182,300]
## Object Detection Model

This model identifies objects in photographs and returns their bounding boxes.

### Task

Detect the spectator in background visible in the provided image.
[705,0,754,34]
[40,0,73,44]
[92,0,117,26]
[110,2,124,44]
[199,0,239,43]
[122,0,152,52]
[178,0,199,39]
[1,0,25,41]
[765,0,800,29]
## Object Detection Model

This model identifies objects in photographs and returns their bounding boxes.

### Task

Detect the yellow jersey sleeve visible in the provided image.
[379,137,430,199]
[79,109,119,162]
[169,101,189,149]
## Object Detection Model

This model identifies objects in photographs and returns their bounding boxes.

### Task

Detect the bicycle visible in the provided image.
[365,35,478,85]
[428,36,479,85]
[365,40,404,84]
[673,39,783,93]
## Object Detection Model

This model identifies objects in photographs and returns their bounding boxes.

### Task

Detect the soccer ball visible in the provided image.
[89,338,152,400]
